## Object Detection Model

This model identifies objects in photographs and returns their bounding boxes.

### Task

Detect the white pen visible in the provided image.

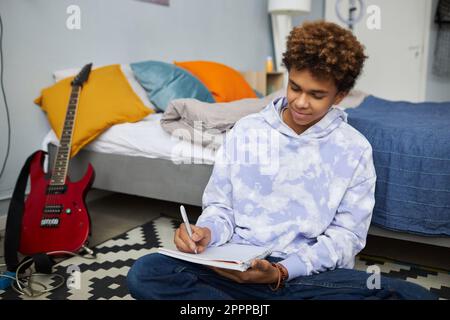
[180,205,197,254]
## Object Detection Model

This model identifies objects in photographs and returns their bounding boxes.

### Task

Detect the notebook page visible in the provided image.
[160,243,270,264]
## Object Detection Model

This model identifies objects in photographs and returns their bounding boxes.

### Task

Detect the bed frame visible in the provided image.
[49,142,450,249]
[49,143,213,207]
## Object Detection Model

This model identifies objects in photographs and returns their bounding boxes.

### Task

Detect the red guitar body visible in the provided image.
[19,151,95,255]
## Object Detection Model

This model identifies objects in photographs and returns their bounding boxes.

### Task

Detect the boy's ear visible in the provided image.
[333,91,348,106]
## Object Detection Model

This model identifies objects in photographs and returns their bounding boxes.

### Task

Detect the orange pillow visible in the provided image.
[174,61,257,102]
[35,64,153,157]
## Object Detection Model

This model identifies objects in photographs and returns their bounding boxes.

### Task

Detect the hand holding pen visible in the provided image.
[174,205,212,254]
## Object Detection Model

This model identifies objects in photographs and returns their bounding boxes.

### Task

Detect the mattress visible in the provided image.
[42,113,219,164]
[346,95,450,236]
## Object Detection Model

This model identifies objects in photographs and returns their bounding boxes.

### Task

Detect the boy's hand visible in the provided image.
[174,224,211,254]
[210,259,282,284]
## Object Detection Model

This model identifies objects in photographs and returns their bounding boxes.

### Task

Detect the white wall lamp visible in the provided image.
[268,0,312,72]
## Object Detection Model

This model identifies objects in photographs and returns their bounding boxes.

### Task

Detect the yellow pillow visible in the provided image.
[35,64,153,157]
[174,60,257,102]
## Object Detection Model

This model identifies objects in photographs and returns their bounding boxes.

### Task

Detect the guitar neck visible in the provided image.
[50,85,81,186]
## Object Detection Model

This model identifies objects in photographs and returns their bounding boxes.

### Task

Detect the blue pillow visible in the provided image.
[130,61,215,111]
[253,89,264,98]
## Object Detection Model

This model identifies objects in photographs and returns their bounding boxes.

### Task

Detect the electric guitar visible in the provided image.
[19,63,95,255]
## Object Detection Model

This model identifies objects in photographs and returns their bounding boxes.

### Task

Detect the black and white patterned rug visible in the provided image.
[1,216,448,300]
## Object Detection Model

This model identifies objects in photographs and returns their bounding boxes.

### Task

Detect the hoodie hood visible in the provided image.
[260,96,348,140]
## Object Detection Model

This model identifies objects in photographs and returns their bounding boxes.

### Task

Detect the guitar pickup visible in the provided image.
[40,218,60,228]
[46,185,67,195]
[43,205,63,214]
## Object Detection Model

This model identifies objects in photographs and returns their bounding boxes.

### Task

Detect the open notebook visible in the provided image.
[158,243,272,272]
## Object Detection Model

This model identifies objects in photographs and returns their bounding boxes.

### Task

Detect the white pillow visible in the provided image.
[52,64,156,111]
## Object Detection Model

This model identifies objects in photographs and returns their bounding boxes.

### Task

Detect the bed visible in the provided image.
[344,96,450,239]
[42,88,364,208]
[44,113,216,206]
[41,64,450,247]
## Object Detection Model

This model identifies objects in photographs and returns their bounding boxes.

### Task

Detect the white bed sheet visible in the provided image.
[42,113,219,165]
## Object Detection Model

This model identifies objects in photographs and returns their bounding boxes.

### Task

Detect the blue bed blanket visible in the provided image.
[346,95,450,236]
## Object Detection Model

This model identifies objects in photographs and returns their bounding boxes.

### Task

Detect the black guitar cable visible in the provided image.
[1,249,96,297]
[0,11,11,181]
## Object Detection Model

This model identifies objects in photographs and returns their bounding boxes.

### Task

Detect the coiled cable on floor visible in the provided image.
[1,248,96,297]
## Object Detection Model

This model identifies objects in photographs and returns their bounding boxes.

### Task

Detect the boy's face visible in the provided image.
[284,68,347,135]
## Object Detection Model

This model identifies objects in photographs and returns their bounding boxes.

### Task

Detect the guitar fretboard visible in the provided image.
[50,85,80,186]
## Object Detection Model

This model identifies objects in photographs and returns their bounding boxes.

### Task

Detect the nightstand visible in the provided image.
[241,71,286,96]
[266,72,285,95]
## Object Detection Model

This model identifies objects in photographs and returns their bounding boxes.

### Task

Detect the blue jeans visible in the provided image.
[127,253,437,300]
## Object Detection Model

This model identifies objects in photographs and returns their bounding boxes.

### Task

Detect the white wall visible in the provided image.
[293,0,325,26]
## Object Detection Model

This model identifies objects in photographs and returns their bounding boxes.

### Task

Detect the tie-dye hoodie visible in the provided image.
[196,97,376,280]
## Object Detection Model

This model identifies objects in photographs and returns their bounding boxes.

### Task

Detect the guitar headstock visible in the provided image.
[71,63,93,87]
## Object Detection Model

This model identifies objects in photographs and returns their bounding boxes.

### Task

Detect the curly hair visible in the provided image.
[282,21,367,93]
